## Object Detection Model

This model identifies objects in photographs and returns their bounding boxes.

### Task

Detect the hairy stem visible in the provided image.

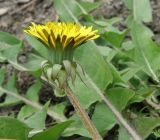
[146,98,160,110]
[63,83,102,140]
[0,86,65,122]
[86,74,142,140]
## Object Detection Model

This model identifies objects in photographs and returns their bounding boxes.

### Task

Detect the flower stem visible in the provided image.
[63,82,102,140]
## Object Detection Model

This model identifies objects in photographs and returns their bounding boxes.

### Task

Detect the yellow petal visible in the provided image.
[24,22,99,49]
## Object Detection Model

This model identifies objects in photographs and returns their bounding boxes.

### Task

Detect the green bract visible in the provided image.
[41,60,85,97]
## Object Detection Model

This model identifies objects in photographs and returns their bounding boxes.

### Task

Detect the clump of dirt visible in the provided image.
[16,71,35,93]
[0,0,57,39]
[98,0,128,19]
[39,83,66,105]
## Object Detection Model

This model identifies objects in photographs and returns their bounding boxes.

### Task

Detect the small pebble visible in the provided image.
[0,7,10,16]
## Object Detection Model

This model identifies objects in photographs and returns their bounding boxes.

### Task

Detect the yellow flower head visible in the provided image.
[24,22,99,49]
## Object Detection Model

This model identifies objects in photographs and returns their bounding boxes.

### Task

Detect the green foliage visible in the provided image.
[106,87,135,111]
[124,0,152,22]
[30,121,73,140]
[54,0,101,22]
[119,127,132,140]
[0,73,21,107]
[0,31,25,70]
[104,29,129,48]
[126,20,160,82]
[26,81,41,102]
[0,117,31,140]
[26,35,48,59]
[18,105,37,121]
[24,102,49,130]
[0,0,160,139]
[133,117,160,139]
[92,103,116,135]
[62,114,90,137]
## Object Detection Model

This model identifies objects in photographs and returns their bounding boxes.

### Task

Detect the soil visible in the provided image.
[0,0,57,38]
[0,0,160,139]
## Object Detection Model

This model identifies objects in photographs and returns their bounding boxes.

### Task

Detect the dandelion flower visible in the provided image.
[24,22,99,64]
[24,22,99,49]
